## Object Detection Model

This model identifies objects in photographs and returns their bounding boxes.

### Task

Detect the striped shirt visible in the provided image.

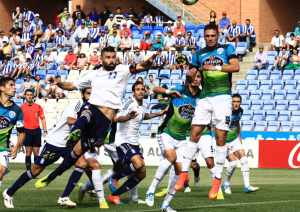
[26,46,34,54]
[89,27,100,39]
[34,54,44,65]
[228,26,241,37]
[77,58,87,66]
[99,34,109,46]
[163,26,174,33]
[243,25,254,34]
[166,53,177,65]
[54,35,66,47]
[55,27,66,33]
[76,19,84,27]
[13,62,23,70]
[143,16,153,26]
[154,54,166,65]
[26,64,35,70]
[154,16,166,26]
[123,54,132,65]
[279,51,289,61]
[22,25,33,39]
[22,11,35,22]
[175,37,185,45]
[185,36,196,46]
[1,64,13,74]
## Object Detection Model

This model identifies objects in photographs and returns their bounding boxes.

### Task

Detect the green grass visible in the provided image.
[1,163,300,212]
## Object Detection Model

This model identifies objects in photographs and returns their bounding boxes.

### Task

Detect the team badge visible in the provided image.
[9,111,16,118]
[40,158,45,164]
[217,48,224,54]
[35,113,38,118]
[209,55,215,60]
[131,149,136,154]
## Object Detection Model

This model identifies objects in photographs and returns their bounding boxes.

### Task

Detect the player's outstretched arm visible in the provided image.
[135,53,158,73]
[186,67,197,84]
[144,109,168,120]
[153,87,182,98]
[44,76,77,91]
[8,131,25,159]
[117,110,140,122]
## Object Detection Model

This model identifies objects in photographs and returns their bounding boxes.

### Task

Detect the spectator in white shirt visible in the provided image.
[62,12,73,32]
[120,14,141,30]
[19,49,31,66]
[73,22,89,43]
[173,15,185,27]
[253,45,267,71]
[143,12,153,26]
[9,30,21,52]
[62,31,75,52]
[287,33,296,51]
[40,49,54,70]
[271,47,289,70]
[163,21,174,36]
[269,30,285,53]
[240,19,255,52]
[0,31,9,47]
[226,21,240,46]
[35,24,55,48]
[163,30,176,51]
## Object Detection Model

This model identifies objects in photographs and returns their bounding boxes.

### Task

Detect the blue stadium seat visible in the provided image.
[227,42,236,49]
[170,74,180,80]
[197,28,204,37]
[143,99,150,108]
[251,100,263,110]
[183,69,189,75]
[252,110,265,121]
[259,80,271,90]
[172,69,182,78]
[36,70,46,79]
[278,111,291,121]
[281,121,293,131]
[261,90,274,100]
[139,133,152,139]
[254,121,268,131]
[245,70,258,80]
[270,71,282,80]
[265,110,278,121]
[274,90,286,100]
[150,123,159,131]
[153,26,163,32]
[257,70,270,80]
[267,51,278,56]
[47,70,57,75]
[249,90,262,100]
[241,120,254,131]
[239,90,249,100]
[286,90,299,100]
[292,122,300,131]
[128,79,136,85]
[149,99,159,109]
[241,100,251,110]
[288,100,300,111]
[272,80,284,89]
[136,72,147,79]
[124,92,132,99]
[235,80,248,90]
[263,100,275,110]
[284,80,297,89]
[294,69,300,79]
[291,111,300,122]
[241,110,253,121]
[15,84,22,89]
[161,79,172,87]
[276,100,288,110]
[132,34,143,39]
[58,70,68,77]
[16,88,21,94]
[186,25,197,33]
[149,69,159,76]
[247,80,259,90]
[15,79,24,84]
[231,90,238,95]
[142,26,153,33]
[139,123,150,130]
[282,70,294,80]
[267,121,280,131]
[297,81,300,89]
[159,69,170,78]
[126,85,132,92]
[172,80,183,85]
[14,99,23,105]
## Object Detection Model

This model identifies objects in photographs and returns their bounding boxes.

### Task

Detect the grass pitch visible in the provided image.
[1,163,300,212]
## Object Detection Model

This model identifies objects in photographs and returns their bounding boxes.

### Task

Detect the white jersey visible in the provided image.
[46,99,83,147]
[73,64,135,110]
[115,98,147,147]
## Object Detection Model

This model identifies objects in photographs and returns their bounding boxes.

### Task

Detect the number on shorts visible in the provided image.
[211,146,213,153]
[225,116,230,125]
[3,155,8,163]
[108,72,117,79]
[43,151,55,159]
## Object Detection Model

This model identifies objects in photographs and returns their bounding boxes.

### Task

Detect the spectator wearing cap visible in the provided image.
[131,49,144,65]
[128,6,139,22]
[85,16,93,29]
[295,21,300,37]
[164,47,177,69]
[140,30,153,50]
[97,30,109,51]
[143,12,153,26]
[75,53,87,70]
[219,11,230,40]
[50,29,66,52]
[9,20,22,37]
[175,32,185,51]
[108,30,121,51]
[40,48,54,70]
[104,14,118,32]
[120,14,141,30]
[108,24,120,36]
[163,21,174,36]
[115,7,124,26]
[89,7,100,23]
[55,22,66,37]
[0,58,13,78]
[120,23,132,38]
[88,49,100,70]
[86,21,100,43]
[57,7,68,24]
[12,7,23,28]
[62,31,76,52]
[120,31,132,51]
[62,12,73,32]
[17,74,32,99]
[240,19,255,52]
[72,5,86,24]
[173,15,185,27]
[11,57,24,79]
[54,7,63,27]
[269,30,285,53]
[24,58,34,77]
[99,5,112,26]
[151,32,164,51]
[226,21,241,46]
[173,21,186,38]
[0,31,9,47]
[22,7,35,24]
[153,48,166,70]
[32,24,43,45]
[75,13,84,28]
[21,20,32,45]
[60,48,77,70]
[33,48,44,70]
[74,22,89,42]
[184,31,196,51]
[31,14,43,31]
[163,30,176,51]
[0,40,12,60]
[154,11,166,27]
[35,24,55,48]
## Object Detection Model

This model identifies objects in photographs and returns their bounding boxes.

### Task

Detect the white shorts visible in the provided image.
[84,152,98,161]
[104,143,119,163]
[192,95,232,131]
[157,133,187,163]
[189,135,214,160]
[226,137,244,157]
[0,151,10,176]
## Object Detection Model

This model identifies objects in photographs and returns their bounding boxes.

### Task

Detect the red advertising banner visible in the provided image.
[259,140,300,169]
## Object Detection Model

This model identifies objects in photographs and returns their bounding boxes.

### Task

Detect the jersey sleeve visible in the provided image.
[73,71,93,89]
[129,64,138,74]
[226,45,237,60]
[117,100,134,118]
[168,85,183,99]
[38,105,45,120]
[191,51,200,67]
[67,101,80,119]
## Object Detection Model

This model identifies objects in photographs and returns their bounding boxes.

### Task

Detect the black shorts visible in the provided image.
[77,102,112,153]
[23,128,42,147]
[117,143,144,166]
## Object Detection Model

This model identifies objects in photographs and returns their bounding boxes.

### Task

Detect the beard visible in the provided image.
[103,61,116,71]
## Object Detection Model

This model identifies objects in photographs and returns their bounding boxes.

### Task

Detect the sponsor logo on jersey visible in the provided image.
[202,55,224,66]
[178,104,195,119]
[9,111,16,118]
[0,116,10,129]
[217,48,224,54]
[40,158,45,164]
[35,113,38,118]
[201,53,207,57]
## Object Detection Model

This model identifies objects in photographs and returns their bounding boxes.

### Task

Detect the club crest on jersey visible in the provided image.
[202,56,224,66]
[217,48,224,54]
[9,111,16,118]
[40,158,45,164]
[0,116,10,129]
[35,113,38,118]
[178,104,195,119]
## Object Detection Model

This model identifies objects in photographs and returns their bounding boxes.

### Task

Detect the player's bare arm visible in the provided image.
[44,76,77,91]
[153,87,182,98]
[117,111,139,122]
[67,117,77,125]
[144,109,167,120]
[8,132,25,159]
[135,53,158,73]
[237,122,242,144]
[186,68,197,84]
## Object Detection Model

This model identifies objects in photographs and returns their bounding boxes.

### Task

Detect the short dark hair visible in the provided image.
[81,88,91,95]
[117,7,122,10]
[204,24,219,35]
[275,29,279,33]
[187,31,192,35]
[56,75,61,79]
[232,93,242,101]
[26,74,31,78]
[178,50,182,53]
[282,47,287,50]
[25,89,33,95]
[57,29,63,34]
[291,33,295,36]
[101,46,116,57]
[162,84,168,89]
[246,19,250,22]
[0,77,15,92]
[132,81,144,92]
[3,58,8,61]
[25,20,29,23]
[149,74,153,78]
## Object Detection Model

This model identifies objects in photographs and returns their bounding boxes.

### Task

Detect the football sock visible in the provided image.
[81,180,94,193]
[182,141,198,172]
[167,165,175,190]
[240,156,250,188]
[44,150,80,182]
[113,163,136,181]
[25,156,31,171]
[7,170,34,196]
[148,159,172,193]
[193,163,200,178]
[102,168,116,185]
[162,175,179,207]
[128,173,138,200]
[92,170,105,202]
[209,167,216,181]
[61,166,85,198]
[0,181,2,189]
[71,111,91,132]
[225,160,238,186]
[112,175,142,196]
[215,145,227,179]
[184,182,189,187]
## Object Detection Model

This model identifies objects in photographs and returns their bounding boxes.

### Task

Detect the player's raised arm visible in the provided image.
[144,109,167,120]
[153,86,182,98]
[44,76,77,91]
[135,53,158,73]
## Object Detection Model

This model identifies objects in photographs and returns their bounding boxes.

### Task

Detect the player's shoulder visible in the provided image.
[239,107,244,114]
[115,64,131,72]
[142,102,148,109]
[123,99,135,110]
[10,102,23,115]
[218,44,233,50]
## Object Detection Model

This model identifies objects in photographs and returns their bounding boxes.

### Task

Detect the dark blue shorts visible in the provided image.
[77,102,112,153]
[23,128,42,147]
[116,143,144,166]
[35,142,71,167]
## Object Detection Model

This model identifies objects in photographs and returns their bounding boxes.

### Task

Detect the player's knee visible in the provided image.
[206,159,215,169]
[76,160,88,169]
[167,155,177,164]
[190,162,197,169]
[230,160,238,168]
[89,162,101,170]
[240,156,248,166]
[134,160,145,170]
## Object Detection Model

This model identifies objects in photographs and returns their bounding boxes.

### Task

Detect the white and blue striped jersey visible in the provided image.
[31,19,43,31]
[123,54,132,65]
[154,54,166,65]
[188,54,193,63]
[1,64,13,74]
[242,25,254,34]
[154,16,166,26]
[166,53,177,65]
[26,47,34,54]
[163,26,174,33]
[54,35,66,47]
[99,34,109,46]
[185,36,196,45]
[26,64,35,70]
[12,62,23,70]
[34,54,44,65]
[279,51,289,61]
[55,27,66,33]
[143,16,153,26]
[22,11,35,22]
[89,27,100,39]
[175,37,185,45]
[22,25,33,39]
[228,26,241,37]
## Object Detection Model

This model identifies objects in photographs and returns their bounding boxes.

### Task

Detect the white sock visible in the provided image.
[162,175,179,207]
[92,170,105,203]
[182,141,198,172]
[167,166,175,190]
[209,167,216,182]
[240,156,250,188]
[102,168,116,185]
[81,180,94,193]
[0,181,2,189]
[215,145,227,179]
[225,160,238,186]
[148,159,172,193]
[128,173,138,200]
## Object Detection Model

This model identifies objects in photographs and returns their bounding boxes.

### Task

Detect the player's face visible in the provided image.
[1,80,16,97]
[190,71,201,88]
[25,91,33,102]
[101,52,117,71]
[232,97,241,111]
[133,84,145,101]
[82,88,92,102]
[204,29,219,48]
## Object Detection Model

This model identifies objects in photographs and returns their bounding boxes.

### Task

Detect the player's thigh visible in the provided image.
[130,154,145,170]
[75,155,88,169]
[24,129,34,149]
[198,135,214,160]
[0,151,10,179]
[84,152,101,170]
[227,152,237,162]
[234,149,246,160]
[174,162,182,175]
[0,164,6,180]
[33,147,40,156]
[173,141,186,164]
[230,138,244,158]
[158,133,177,163]
[211,95,232,131]
[192,98,213,126]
